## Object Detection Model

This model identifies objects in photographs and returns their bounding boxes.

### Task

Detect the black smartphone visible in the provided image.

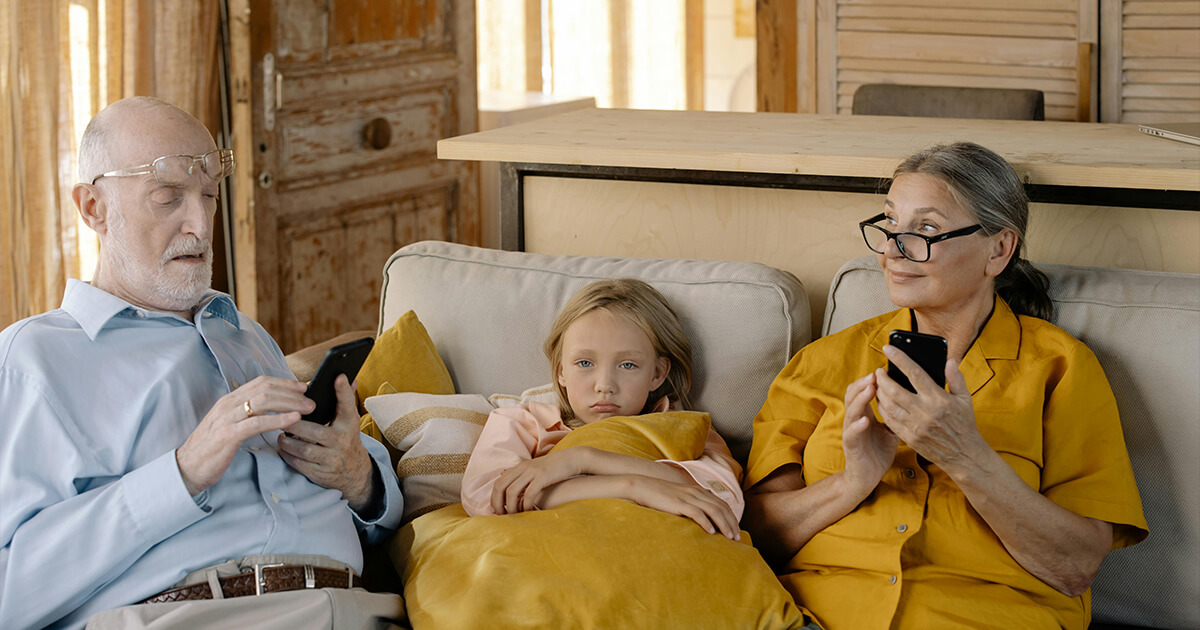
[886,330,948,393]
[302,337,374,424]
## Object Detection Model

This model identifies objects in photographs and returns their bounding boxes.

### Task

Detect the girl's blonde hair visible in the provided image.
[544,278,693,422]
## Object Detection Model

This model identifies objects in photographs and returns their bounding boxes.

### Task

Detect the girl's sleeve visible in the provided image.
[658,428,746,521]
[460,406,550,516]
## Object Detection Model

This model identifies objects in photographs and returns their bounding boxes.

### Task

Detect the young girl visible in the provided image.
[460,278,744,539]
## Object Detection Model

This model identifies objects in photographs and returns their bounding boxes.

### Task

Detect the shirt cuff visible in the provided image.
[658,458,746,522]
[122,450,211,547]
[351,435,402,539]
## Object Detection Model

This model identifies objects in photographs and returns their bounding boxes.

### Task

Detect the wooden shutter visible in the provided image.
[820,0,1098,121]
[1102,0,1200,123]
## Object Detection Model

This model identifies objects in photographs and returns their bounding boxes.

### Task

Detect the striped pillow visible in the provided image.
[364,385,556,522]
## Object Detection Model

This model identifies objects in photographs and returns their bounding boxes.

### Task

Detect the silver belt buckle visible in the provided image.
[303,565,316,589]
[253,562,286,596]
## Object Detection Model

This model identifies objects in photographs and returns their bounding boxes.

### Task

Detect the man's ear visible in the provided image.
[73,183,108,235]
[652,356,670,391]
[985,229,1018,278]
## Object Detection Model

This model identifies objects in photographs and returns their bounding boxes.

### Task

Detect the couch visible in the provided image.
[291,242,1197,628]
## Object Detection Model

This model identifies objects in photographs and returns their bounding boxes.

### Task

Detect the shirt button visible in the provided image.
[903,467,916,479]
[897,523,908,533]
[135,310,147,318]
[203,311,214,318]
[271,493,280,503]
[889,574,898,585]
[250,446,260,452]
[232,380,240,389]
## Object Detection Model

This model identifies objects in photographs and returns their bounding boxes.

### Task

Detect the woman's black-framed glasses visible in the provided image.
[858,213,983,263]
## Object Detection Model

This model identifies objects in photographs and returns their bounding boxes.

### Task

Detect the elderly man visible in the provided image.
[0,97,404,629]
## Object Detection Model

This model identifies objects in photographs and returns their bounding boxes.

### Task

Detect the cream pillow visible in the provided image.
[364,384,556,522]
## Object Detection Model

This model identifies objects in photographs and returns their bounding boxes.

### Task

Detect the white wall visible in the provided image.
[704,0,756,112]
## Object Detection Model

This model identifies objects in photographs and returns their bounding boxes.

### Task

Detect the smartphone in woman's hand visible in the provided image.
[886,330,947,393]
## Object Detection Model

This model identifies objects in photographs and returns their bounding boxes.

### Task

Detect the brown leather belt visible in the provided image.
[141,563,360,604]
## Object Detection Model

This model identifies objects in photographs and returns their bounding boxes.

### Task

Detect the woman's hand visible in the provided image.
[875,345,988,472]
[839,373,898,501]
[627,476,741,540]
[491,450,584,514]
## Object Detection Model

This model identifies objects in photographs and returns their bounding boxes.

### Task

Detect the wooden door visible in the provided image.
[244,0,478,352]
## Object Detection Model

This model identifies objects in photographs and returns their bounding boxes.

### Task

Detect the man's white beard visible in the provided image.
[105,218,213,312]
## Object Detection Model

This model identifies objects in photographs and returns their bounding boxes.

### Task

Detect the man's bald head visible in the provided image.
[78,97,215,184]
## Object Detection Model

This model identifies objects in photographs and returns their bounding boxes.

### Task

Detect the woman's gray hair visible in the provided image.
[893,142,1053,320]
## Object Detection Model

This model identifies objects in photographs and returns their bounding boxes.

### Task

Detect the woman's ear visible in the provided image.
[556,361,567,388]
[652,356,670,391]
[73,183,109,235]
[985,229,1018,278]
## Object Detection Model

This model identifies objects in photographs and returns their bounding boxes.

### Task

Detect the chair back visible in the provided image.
[851,84,1045,120]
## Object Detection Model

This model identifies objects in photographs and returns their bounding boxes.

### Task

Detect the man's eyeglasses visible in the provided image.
[91,149,234,186]
[858,213,983,263]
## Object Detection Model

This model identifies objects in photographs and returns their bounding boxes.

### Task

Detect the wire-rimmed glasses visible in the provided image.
[91,149,234,186]
[858,213,983,263]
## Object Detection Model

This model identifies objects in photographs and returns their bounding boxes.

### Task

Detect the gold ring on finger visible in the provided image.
[244,399,255,418]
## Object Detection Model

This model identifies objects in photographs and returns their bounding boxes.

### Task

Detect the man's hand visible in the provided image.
[176,375,312,496]
[277,374,378,513]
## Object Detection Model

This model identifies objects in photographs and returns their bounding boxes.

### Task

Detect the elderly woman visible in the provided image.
[743,142,1147,629]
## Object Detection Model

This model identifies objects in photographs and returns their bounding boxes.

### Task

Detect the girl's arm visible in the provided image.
[461,406,565,516]
[508,429,745,520]
[534,474,742,539]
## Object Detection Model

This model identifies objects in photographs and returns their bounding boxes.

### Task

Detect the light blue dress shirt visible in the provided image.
[0,280,402,630]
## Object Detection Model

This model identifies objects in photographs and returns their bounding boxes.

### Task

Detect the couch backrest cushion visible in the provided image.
[824,255,1200,628]
[377,242,809,462]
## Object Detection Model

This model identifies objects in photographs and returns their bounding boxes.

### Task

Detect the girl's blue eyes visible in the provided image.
[573,360,638,369]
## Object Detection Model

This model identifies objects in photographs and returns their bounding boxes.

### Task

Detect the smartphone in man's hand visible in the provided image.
[886,330,947,393]
[302,338,374,424]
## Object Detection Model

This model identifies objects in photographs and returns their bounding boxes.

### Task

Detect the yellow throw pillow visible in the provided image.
[548,410,711,462]
[392,410,810,629]
[355,310,454,404]
[394,501,808,630]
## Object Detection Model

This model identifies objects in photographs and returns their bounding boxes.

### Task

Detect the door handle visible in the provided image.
[362,117,392,150]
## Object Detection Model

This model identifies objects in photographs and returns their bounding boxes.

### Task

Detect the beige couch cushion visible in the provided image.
[824,255,1200,628]
[376,241,809,462]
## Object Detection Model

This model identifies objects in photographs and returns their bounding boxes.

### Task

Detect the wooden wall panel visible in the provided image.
[821,1,1097,120]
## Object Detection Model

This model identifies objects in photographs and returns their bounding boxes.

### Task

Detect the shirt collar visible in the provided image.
[61,279,241,340]
[870,296,1022,395]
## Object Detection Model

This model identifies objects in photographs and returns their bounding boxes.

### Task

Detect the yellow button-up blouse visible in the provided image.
[745,298,1148,630]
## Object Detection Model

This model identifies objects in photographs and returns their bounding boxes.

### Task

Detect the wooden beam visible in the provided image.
[1077,42,1092,122]
[757,0,799,112]
[228,0,257,317]
[685,0,704,110]
[524,0,542,91]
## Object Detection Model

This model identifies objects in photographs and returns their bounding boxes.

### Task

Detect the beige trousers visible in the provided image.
[86,555,406,630]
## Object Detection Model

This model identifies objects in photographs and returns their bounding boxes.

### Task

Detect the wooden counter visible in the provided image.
[439,108,1200,336]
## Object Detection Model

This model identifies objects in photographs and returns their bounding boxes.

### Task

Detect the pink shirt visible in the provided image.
[461,401,745,520]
